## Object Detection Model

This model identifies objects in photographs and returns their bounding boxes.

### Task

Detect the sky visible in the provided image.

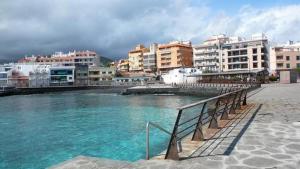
[0,0,300,61]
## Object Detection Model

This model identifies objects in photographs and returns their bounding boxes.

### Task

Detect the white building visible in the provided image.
[0,64,12,87]
[193,35,228,72]
[49,66,75,86]
[29,65,51,87]
[19,50,100,67]
[143,43,158,73]
[161,68,202,84]
[0,72,8,87]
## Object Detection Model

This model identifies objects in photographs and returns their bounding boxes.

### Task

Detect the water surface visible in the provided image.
[0,90,202,169]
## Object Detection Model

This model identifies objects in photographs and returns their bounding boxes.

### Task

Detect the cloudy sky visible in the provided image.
[0,0,300,61]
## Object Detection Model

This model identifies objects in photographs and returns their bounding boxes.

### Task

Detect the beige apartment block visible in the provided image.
[18,51,100,67]
[156,41,193,73]
[270,42,300,75]
[128,44,149,72]
[193,35,228,72]
[221,34,269,72]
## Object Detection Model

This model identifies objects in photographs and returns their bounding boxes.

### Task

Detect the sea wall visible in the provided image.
[122,86,222,97]
[0,86,130,97]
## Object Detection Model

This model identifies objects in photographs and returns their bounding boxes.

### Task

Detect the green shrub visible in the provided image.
[269,76,277,81]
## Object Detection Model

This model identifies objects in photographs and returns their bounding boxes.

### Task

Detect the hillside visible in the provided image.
[100,56,113,66]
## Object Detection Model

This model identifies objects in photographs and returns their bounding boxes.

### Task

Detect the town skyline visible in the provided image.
[1,0,300,60]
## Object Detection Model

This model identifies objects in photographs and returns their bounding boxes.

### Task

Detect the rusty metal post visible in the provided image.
[209,99,220,129]
[235,90,243,110]
[165,110,182,160]
[192,102,207,141]
[220,94,230,120]
[243,89,247,105]
[229,91,238,114]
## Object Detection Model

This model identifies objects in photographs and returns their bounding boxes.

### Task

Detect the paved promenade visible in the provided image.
[50,83,300,169]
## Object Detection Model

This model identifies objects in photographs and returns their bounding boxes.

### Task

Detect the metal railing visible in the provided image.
[164,88,247,160]
[145,87,249,160]
[171,82,260,89]
[146,122,182,160]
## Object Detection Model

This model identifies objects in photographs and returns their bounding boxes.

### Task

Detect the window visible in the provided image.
[252,48,257,54]
[253,55,257,61]
[0,73,7,78]
[297,56,300,60]
[286,56,290,61]
[286,63,290,68]
[276,55,283,60]
[277,63,283,68]
[297,63,300,68]
[253,63,258,68]
[240,50,247,55]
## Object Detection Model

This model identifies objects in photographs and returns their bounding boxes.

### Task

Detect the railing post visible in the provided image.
[229,91,238,114]
[243,89,247,105]
[235,90,243,110]
[220,94,230,120]
[209,98,220,129]
[165,110,182,160]
[146,122,150,160]
[192,102,206,141]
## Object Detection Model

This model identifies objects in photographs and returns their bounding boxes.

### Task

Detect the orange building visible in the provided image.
[156,41,193,73]
[128,45,149,72]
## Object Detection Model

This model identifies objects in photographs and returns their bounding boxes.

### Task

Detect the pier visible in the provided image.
[50,83,300,169]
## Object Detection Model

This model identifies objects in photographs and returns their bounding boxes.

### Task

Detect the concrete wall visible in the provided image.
[280,70,297,83]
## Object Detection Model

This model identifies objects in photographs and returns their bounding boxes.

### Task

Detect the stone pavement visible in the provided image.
[50,83,300,169]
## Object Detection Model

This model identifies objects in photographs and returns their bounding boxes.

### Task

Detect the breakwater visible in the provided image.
[0,85,130,97]
[121,83,260,97]
[122,86,221,97]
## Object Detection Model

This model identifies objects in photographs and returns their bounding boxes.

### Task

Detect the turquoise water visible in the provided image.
[0,90,202,169]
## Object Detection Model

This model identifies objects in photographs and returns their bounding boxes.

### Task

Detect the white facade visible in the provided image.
[143,43,158,72]
[29,65,51,87]
[162,68,202,84]
[49,66,75,86]
[0,72,8,87]
[193,35,228,72]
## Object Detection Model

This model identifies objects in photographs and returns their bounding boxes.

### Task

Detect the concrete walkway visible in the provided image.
[50,83,300,169]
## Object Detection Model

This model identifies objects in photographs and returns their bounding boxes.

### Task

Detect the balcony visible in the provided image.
[195,62,218,67]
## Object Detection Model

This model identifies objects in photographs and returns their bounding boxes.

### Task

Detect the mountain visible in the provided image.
[0,58,17,64]
[100,56,114,66]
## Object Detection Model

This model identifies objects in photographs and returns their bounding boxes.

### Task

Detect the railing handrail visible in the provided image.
[147,122,172,135]
[146,121,174,160]
[177,88,244,111]
[164,87,250,160]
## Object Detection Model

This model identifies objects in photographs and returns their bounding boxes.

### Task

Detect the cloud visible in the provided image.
[0,0,299,60]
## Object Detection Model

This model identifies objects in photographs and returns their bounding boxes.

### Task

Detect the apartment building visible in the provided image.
[0,72,8,87]
[49,66,75,86]
[128,45,149,72]
[143,43,158,73]
[117,59,129,72]
[88,67,116,85]
[270,41,300,74]
[193,35,228,72]
[19,50,100,67]
[75,64,89,86]
[156,41,193,73]
[221,34,269,72]
[0,64,12,87]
